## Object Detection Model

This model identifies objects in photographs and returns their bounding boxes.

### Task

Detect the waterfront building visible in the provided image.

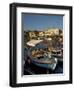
[44,28,62,36]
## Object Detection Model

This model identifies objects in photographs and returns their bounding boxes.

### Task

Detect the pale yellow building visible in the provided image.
[38,31,44,37]
[29,31,36,39]
[44,28,62,36]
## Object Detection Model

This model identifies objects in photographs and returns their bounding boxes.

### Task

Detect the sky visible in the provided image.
[22,13,63,31]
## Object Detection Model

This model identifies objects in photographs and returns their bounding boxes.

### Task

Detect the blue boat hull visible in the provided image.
[32,60,57,70]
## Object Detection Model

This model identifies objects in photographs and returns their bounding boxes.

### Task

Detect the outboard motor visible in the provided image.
[52,58,58,70]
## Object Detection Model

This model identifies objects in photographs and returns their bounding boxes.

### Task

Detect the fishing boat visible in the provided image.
[31,52,58,71]
[51,49,63,61]
[26,39,58,71]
